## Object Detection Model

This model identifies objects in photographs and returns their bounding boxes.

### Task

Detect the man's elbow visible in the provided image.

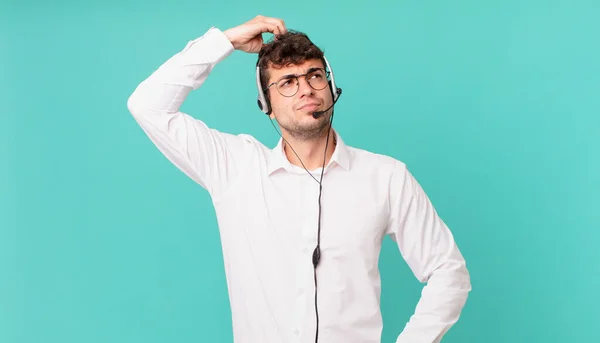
[457,261,472,292]
[127,89,144,118]
[429,259,472,293]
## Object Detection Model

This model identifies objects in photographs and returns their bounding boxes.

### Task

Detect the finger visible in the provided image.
[267,17,287,34]
[261,22,284,35]
[258,16,286,35]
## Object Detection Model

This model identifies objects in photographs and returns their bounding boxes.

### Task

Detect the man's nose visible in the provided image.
[297,77,313,96]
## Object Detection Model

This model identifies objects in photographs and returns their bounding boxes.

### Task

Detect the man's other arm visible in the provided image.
[386,161,472,343]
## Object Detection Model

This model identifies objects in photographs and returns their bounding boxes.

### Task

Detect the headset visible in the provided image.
[256,56,341,115]
[255,55,342,343]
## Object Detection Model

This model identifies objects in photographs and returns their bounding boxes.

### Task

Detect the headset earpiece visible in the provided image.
[256,65,271,115]
[323,56,340,103]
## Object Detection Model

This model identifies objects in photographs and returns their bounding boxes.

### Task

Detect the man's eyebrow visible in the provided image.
[279,73,296,80]
[278,67,323,80]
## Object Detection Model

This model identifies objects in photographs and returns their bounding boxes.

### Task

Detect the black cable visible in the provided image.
[268,108,335,343]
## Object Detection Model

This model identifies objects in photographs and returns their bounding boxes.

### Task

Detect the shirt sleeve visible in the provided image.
[126,27,255,198]
[385,160,472,343]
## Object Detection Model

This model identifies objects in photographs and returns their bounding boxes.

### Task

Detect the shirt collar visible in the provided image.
[267,130,351,175]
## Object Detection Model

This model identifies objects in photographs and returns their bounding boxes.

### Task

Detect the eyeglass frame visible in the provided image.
[263,67,331,98]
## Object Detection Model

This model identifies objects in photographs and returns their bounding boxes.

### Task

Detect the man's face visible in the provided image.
[266,59,333,140]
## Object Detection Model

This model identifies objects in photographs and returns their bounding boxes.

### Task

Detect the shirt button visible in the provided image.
[302,248,308,253]
[293,328,300,335]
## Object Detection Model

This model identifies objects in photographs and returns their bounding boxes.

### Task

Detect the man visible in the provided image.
[127,15,471,343]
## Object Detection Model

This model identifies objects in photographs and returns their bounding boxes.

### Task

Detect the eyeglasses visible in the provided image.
[264,68,330,97]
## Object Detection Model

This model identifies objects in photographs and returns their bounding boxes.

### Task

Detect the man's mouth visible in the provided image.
[297,103,320,111]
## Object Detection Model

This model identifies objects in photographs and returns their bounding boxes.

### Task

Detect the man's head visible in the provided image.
[257,31,334,141]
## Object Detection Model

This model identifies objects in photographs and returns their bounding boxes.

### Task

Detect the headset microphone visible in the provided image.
[312,88,343,119]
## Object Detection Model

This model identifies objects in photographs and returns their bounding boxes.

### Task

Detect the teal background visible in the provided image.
[2,0,599,342]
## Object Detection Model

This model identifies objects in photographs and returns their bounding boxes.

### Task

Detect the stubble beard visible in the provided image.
[278,110,332,141]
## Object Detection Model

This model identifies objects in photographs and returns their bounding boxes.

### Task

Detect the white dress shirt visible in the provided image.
[126,27,471,343]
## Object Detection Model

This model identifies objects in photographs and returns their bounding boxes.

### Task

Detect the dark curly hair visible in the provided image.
[257,30,326,94]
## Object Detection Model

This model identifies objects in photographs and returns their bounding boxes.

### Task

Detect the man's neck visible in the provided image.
[282,130,337,171]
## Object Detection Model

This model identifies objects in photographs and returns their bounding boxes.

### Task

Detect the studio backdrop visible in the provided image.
[1,1,598,343]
